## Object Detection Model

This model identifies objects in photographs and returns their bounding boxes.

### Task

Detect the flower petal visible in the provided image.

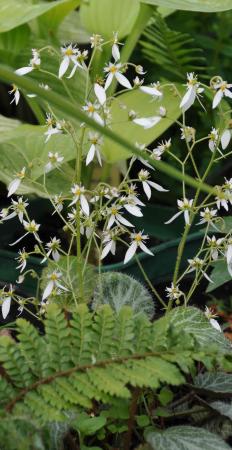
[101,241,113,260]
[140,86,162,97]
[2,296,11,319]
[105,72,114,90]
[86,144,95,166]
[149,181,168,192]
[8,178,21,197]
[115,72,132,90]
[80,195,90,216]
[139,242,154,256]
[124,204,143,217]
[212,89,223,109]
[124,241,137,264]
[59,56,70,79]
[94,83,106,105]
[112,43,120,62]
[142,181,151,200]
[221,129,231,150]
[210,318,221,332]
[164,210,182,225]
[180,86,196,112]
[15,67,33,76]
[133,116,161,129]
[117,214,134,228]
[42,280,54,301]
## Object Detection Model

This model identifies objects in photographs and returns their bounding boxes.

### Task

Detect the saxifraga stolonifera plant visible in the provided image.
[0,33,231,331]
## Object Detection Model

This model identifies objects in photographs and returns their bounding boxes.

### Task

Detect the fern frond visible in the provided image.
[140,13,206,80]
[0,305,230,427]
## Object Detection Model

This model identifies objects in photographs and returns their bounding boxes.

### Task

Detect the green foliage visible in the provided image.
[92,272,155,318]
[140,0,232,13]
[80,0,140,40]
[145,425,231,450]
[206,261,231,293]
[194,372,232,394]
[140,13,205,80]
[0,0,80,33]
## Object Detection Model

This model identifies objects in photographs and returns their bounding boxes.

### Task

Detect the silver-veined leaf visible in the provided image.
[194,372,232,394]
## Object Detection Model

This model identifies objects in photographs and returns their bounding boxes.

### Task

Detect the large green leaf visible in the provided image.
[0,0,80,33]
[102,85,183,162]
[0,117,76,196]
[57,10,90,43]
[38,0,80,32]
[80,0,140,39]
[145,426,231,450]
[194,372,232,394]
[165,306,230,350]
[140,0,232,12]
[210,401,232,420]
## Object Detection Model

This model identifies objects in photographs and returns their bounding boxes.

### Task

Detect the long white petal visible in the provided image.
[80,195,90,216]
[105,72,113,90]
[42,281,54,301]
[226,244,232,265]
[93,112,104,126]
[59,56,70,79]
[96,148,102,166]
[140,86,162,97]
[202,270,213,283]
[165,210,183,225]
[67,64,78,79]
[212,89,223,109]
[117,214,134,227]
[221,129,231,150]
[8,178,21,197]
[101,241,113,260]
[225,88,232,99]
[94,83,106,105]
[184,210,190,225]
[86,144,95,166]
[142,181,151,200]
[139,242,154,256]
[15,67,33,76]
[115,72,132,90]
[2,297,11,319]
[180,87,196,111]
[133,116,161,129]
[112,44,120,62]
[107,215,115,229]
[210,318,221,332]
[124,242,137,264]
[124,204,143,217]
[148,181,168,192]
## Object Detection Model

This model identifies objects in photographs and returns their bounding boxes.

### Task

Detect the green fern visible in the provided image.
[140,13,206,80]
[92,272,155,319]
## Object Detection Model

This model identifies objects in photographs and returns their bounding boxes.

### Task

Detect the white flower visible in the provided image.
[104,62,132,90]
[41,237,61,263]
[44,122,62,143]
[208,127,219,152]
[205,306,221,332]
[166,283,183,301]
[67,49,88,79]
[15,49,40,76]
[133,115,161,129]
[187,257,213,283]
[53,194,64,214]
[2,197,28,223]
[121,196,143,217]
[138,169,168,200]
[8,167,26,197]
[16,248,28,272]
[124,231,154,264]
[70,184,89,216]
[94,83,106,105]
[180,72,204,112]
[206,235,224,260]
[165,198,193,225]
[135,65,146,75]
[101,229,119,260]
[58,44,79,78]
[107,204,134,229]
[45,152,64,173]
[1,285,14,319]
[197,207,217,227]
[112,32,122,62]
[140,82,163,100]
[221,129,231,150]
[90,34,104,49]
[10,219,41,246]
[133,76,144,87]
[86,133,103,166]
[212,80,232,109]
[42,271,68,301]
[9,84,20,105]
[82,101,104,126]
[180,126,195,143]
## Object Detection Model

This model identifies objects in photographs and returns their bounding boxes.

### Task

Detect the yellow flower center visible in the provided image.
[50,273,58,281]
[134,234,142,242]
[109,65,117,74]
[88,105,95,113]
[65,48,74,56]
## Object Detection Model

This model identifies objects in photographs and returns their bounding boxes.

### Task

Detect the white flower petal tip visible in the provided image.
[2,297,11,319]
[221,129,231,150]
[94,83,106,105]
[210,318,222,332]
[15,67,33,76]
[133,116,161,129]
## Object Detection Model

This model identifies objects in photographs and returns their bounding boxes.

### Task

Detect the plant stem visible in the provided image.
[135,256,167,309]
[124,388,141,450]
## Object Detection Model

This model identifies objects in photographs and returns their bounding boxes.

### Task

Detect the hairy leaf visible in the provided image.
[140,0,232,13]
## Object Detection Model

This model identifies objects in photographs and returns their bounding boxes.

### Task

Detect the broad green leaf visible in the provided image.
[0,25,31,64]
[194,372,232,394]
[206,261,231,293]
[140,0,232,12]
[145,426,231,450]
[0,117,76,196]
[102,85,183,162]
[73,413,106,435]
[80,0,140,39]
[39,0,80,32]
[57,10,90,43]
[210,401,232,420]
[210,216,232,234]
[165,306,230,350]
[0,0,80,33]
